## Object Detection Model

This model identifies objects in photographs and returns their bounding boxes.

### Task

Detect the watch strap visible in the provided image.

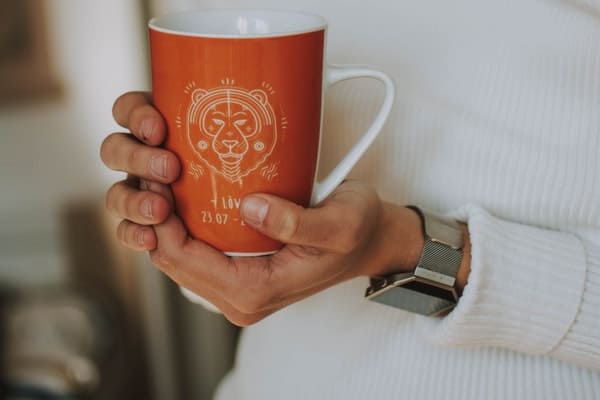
[365,206,465,316]
[407,206,463,287]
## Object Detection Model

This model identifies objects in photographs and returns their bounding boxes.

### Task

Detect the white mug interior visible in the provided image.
[149,9,328,38]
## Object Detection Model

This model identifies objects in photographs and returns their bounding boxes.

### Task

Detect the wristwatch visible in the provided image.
[365,206,464,317]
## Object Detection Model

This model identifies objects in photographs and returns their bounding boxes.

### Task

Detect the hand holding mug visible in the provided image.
[101,94,423,325]
[100,10,412,325]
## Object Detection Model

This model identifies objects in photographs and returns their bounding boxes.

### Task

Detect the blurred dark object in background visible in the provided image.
[0,289,108,399]
[0,201,154,400]
[0,1,61,104]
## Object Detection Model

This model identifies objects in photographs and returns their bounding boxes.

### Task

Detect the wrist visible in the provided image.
[455,223,471,292]
[359,202,423,277]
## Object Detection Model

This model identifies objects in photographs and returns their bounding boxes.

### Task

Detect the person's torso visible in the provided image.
[169,0,600,398]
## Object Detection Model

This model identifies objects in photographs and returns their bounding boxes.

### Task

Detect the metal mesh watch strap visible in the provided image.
[365,206,465,316]
[408,205,464,287]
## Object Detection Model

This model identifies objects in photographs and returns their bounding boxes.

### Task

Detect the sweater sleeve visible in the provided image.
[424,204,600,371]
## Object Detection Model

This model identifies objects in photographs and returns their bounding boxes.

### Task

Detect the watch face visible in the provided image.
[366,275,458,317]
[369,285,456,316]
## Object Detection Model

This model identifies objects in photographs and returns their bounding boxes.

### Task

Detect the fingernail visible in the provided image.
[150,155,168,179]
[139,119,154,141]
[242,196,269,226]
[139,179,149,191]
[137,228,146,246]
[142,198,154,219]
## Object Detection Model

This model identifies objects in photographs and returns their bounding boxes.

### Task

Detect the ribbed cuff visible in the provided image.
[551,237,600,370]
[426,205,587,355]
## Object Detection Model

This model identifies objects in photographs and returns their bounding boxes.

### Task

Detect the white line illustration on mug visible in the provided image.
[260,162,280,181]
[187,161,205,180]
[185,80,280,183]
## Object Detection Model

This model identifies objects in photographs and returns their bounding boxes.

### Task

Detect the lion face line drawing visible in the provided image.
[186,85,278,183]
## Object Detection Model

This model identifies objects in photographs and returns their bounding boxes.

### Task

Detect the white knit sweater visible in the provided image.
[179,0,600,398]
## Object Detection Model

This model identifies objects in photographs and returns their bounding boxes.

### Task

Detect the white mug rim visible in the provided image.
[148,9,328,39]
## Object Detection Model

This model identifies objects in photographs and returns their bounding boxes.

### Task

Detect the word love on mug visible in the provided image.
[149,10,394,255]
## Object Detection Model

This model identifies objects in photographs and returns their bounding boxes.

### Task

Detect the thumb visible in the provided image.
[241,195,303,242]
[240,191,368,253]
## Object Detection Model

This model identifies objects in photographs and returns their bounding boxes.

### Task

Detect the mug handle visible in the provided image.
[310,64,396,205]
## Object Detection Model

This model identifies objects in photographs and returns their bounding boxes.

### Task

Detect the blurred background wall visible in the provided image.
[0,0,147,286]
[0,1,239,399]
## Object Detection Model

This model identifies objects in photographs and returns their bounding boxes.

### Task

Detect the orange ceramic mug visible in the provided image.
[149,9,395,256]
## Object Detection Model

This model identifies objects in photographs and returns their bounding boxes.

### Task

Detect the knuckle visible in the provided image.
[128,105,147,136]
[100,133,119,167]
[105,181,122,215]
[346,211,365,236]
[116,221,127,244]
[124,224,141,248]
[337,228,362,253]
[124,190,143,220]
[149,248,178,274]
[112,91,140,127]
[127,146,144,170]
[116,221,146,250]
[334,212,364,253]
[276,211,299,242]
[112,93,128,123]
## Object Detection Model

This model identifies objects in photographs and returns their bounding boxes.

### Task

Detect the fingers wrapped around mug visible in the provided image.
[112,91,166,146]
[105,177,172,225]
[143,180,385,326]
[116,220,157,251]
[100,133,180,183]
